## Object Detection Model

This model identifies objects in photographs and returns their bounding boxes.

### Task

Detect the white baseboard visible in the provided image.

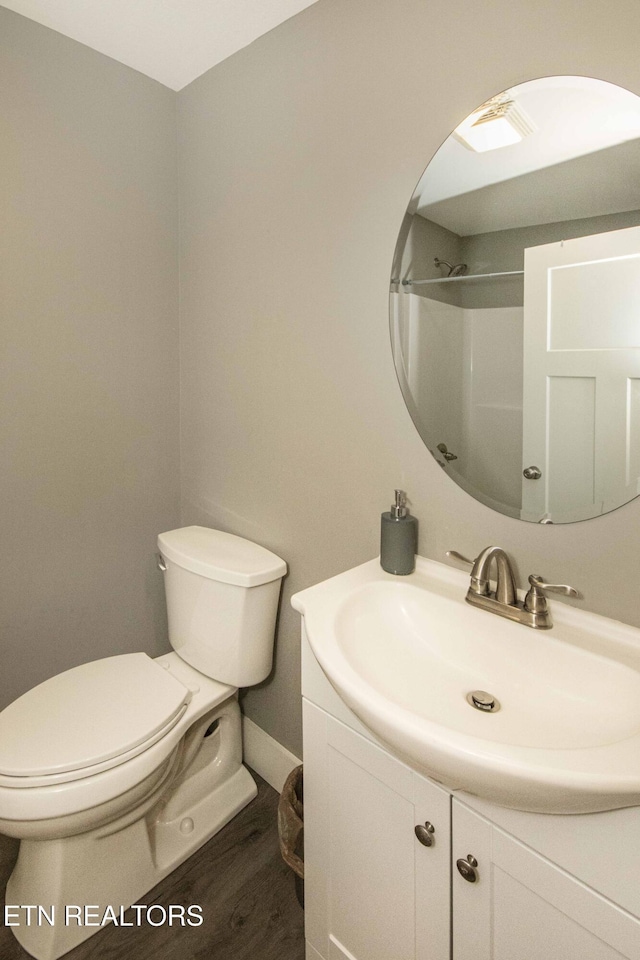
[241,715,301,794]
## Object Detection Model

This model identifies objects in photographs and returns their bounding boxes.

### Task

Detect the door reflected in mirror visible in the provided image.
[390,76,640,523]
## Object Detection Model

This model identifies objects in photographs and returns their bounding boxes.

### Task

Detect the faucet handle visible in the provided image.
[527,575,579,597]
[447,550,491,599]
[524,575,580,614]
[446,550,474,567]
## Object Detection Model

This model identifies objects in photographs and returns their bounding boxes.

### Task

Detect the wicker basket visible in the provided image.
[277,764,304,907]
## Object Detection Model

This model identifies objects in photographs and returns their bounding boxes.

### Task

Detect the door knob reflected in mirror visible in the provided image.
[523,465,542,480]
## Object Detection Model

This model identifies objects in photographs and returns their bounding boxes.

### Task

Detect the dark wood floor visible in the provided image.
[0,771,305,960]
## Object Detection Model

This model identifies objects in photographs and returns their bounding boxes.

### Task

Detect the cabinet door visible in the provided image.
[452,800,640,960]
[303,699,450,960]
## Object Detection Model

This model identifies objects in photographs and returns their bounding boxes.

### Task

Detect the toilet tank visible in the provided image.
[157,526,287,687]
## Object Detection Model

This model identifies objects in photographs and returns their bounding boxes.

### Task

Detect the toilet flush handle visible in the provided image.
[156,553,167,572]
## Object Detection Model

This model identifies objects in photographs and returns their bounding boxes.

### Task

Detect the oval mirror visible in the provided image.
[390,76,640,523]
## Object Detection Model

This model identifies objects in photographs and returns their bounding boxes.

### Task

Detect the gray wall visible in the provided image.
[6,0,639,760]
[462,210,640,276]
[460,209,640,308]
[402,215,463,305]
[178,0,640,759]
[0,9,180,708]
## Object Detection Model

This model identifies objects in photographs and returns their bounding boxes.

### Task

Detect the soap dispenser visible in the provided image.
[380,490,418,575]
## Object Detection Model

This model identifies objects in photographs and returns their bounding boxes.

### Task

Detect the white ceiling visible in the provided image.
[412,77,640,235]
[0,0,321,90]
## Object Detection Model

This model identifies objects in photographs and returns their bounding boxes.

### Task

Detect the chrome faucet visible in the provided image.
[447,547,580,629]
[468,545,517,605]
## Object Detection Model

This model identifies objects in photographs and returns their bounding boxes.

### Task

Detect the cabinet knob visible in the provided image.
[456,854,479,882]
[414,822,435,847]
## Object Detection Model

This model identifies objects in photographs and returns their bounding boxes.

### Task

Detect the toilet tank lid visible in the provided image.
[158,526,287,587]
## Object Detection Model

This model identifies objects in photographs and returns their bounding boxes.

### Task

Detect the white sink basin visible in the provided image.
[292,556,640,814]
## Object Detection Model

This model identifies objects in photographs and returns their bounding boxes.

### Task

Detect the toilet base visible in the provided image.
[7,763,256,960]
[5,689,258,960]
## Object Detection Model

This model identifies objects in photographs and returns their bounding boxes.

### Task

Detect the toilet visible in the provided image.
[0,526,286,960]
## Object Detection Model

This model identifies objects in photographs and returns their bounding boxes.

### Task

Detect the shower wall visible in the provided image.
[404,294,465,458]
[462,304,523,511]
[401,294,523,511]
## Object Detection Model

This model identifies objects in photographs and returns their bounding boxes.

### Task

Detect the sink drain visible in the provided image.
[466,690,500,713]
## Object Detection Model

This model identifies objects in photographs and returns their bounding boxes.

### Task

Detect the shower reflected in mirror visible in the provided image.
[390,76,640,524]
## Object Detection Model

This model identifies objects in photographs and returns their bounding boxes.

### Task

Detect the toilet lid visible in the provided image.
[0,653,191,778]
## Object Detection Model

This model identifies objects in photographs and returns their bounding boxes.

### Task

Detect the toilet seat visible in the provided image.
[0,654,236,824]
[0,653,192,785]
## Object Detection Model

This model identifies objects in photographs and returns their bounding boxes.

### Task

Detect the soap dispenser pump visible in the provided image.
[380,489,418,575]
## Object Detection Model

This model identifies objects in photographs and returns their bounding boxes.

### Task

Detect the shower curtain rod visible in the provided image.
[391,269,524,286]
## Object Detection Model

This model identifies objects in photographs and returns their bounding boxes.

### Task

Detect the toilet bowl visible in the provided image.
[0,527,286,960]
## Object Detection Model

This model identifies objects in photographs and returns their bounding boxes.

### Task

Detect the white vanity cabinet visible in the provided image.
[452,801,640,960]
[301,627,640,960]
[304,699,450,960]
